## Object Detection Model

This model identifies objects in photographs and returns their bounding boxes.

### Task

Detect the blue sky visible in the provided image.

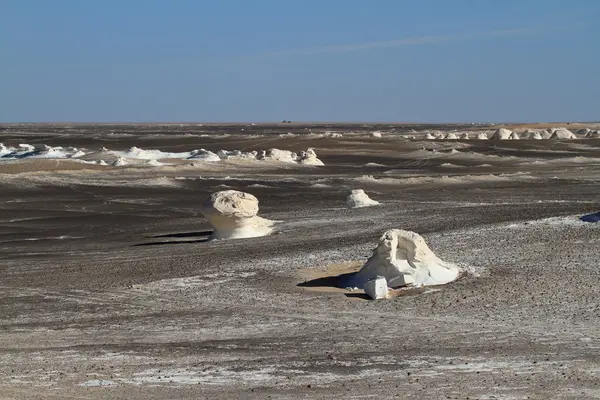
[1,0,598,122]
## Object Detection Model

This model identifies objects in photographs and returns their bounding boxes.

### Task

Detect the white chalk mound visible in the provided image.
[476,132,489,140]
[354,229,461,289]
[298,148,325,166]
[200,190,276,240]
[347,189,380,208]
[491,128,513,140]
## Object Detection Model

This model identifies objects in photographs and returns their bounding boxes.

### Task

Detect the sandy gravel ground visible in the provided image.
[0,124,599,399]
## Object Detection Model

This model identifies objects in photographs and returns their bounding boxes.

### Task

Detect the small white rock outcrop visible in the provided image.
[476,132,489,140]
[363,276,389,300]
[347,189,380,208]
[445,133,459,140]
[200,190,276,240]
[460,132,470,140]
[491,128,513,140]
[371,131,382,138]
[298,148,325,165]
[354,229,461,289]
[425,133,437,140]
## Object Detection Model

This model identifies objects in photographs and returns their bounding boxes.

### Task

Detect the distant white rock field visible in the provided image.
[346,189,380,208]
[0,144,326,166]
[352,229,461,291]
[200,190,277,240]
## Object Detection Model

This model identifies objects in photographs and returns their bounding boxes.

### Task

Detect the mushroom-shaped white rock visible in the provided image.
[491,128,513,140]
[200,190,276,240]
[298,148,324,165]
[364,276,389,300]
[347,189,380,208]
[354,229,461,289]
[476,132,489,140]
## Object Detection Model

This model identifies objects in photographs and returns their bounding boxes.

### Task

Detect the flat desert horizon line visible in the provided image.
[1,120,599,126]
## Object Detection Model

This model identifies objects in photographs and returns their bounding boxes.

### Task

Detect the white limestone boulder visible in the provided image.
[425,133,437,140]
[347,189,380,208]
[364,276,389,300]
[354,229,461,289]
[200,190,276,240]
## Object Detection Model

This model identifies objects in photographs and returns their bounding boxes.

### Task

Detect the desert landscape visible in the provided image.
[1,122,600,399]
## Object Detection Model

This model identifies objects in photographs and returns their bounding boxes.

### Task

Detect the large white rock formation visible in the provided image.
[298,148,325,165]
[201,190,276,240]
[476,132,489,140]
[353,229,461,289]
[550,128,577,139]
[460,132,470,140]
[491,128,513,140]
[347,189,380,208]
[508,132,520,140]
[445,133,459,140]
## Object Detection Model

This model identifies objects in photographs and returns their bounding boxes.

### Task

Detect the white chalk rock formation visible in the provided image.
[540,130,553,139]
[578,128,591,136]
[298,148,324,166]
[550,128,577,139]
[491,128,513,140]
[363,276,388,300]
[531,131,543,140]
[354,229,461,288]
[476,132,489,140]
[586,130,600,139]
[112,157,129,166]
[201,190,276,240]
[262,148,297,163]
[445,133,459,140]
[509,132,521,140]
[347,189,380,208]
[460,132,470,140]
[425,133,437,140]
[371,131,382,138]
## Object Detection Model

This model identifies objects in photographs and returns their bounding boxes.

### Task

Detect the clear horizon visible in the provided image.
[1,0,599,123]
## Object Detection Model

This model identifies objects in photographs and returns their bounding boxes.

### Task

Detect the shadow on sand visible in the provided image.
[134,230,213,247]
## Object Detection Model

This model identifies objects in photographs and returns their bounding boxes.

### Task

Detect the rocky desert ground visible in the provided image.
[0,122,599,399]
